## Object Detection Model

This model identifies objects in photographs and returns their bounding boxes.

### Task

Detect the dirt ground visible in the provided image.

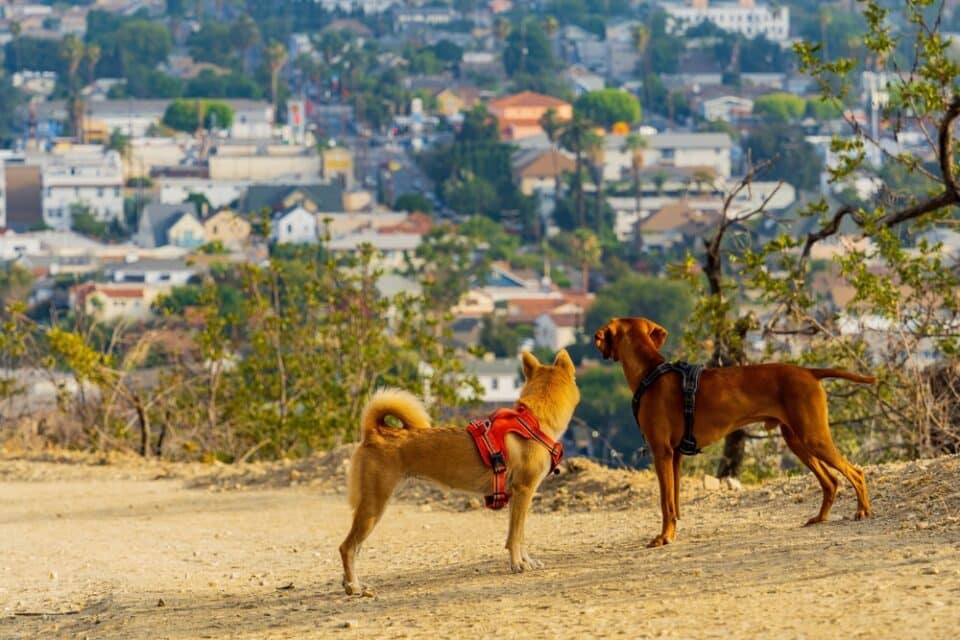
[0,449,958,639]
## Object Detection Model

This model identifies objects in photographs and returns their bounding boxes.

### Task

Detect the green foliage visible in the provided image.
[184,70,263,100]
[574,89,642,129]
[573,364,643,463]
[503,19,556,77]
[162,99,235,132]
[585,274,694,352]
[744,123,823,191]
[478,317,522,357]
[393,193,433,214]
[753,93,807,122]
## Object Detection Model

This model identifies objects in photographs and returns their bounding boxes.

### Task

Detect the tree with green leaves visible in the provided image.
[574,89,642,129]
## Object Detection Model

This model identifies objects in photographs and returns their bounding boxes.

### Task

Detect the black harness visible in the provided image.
[631,361,704,456]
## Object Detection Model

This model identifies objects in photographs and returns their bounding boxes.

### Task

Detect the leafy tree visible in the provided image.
[753,93,807,122]
[478,317,522,357]
[585,274,694,353]
[162,99,234,132]
[184,70,262,99]
[393,193,433,213]
[187,22,235,66]
[503,19,556,77]
[744,123,822,191]
[574,89,642,129]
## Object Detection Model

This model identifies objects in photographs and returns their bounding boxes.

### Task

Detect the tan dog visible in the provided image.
[339,350,580,595]
[594,317,874,548]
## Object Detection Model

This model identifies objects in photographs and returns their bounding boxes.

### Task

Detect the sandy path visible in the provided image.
[1,457,958,639]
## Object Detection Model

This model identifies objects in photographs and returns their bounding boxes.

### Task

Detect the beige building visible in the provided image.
[71,282,166,322]
[167,211,207,248]
[203,209,252,248]
[321,147,354,189]
[513,149,576,196]
[488,91,572,141]
[208,144,321,180]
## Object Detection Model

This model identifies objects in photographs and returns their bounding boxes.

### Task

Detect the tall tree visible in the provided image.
[265,40,288,113]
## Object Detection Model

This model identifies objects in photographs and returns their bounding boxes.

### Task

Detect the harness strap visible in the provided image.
[467,405,563,510]
[631,361,704,456]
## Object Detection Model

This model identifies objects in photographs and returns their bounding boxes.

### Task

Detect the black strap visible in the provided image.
[631,361,704,456]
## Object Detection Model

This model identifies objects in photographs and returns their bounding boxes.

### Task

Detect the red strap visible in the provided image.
[467,405,564,510]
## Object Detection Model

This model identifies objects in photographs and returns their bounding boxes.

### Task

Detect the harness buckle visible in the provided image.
[677,436,701,456]
[489,450,507,474]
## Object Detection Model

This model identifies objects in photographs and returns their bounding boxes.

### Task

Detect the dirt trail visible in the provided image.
[0,451,958,639]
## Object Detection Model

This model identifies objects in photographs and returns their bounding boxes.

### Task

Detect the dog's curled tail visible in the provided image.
[358,387,432,442]
[810,368,877,384]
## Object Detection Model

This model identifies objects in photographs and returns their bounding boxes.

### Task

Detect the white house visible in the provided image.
[271,205,317,245]
[106,257,199,287]
[325,231,421,270]
[646,132,733,178]
[702,95,755,122]
[158,178,249,209]
[41,148,124,230]
[0,162,6,229]
[463,357,524,404]
[661,0,790,44]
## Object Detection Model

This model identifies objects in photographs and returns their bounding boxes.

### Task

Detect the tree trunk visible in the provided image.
[575,151,585,227]
[716,429,747,478]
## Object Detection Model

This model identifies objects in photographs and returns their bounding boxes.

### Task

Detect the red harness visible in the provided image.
[467,404,564,510]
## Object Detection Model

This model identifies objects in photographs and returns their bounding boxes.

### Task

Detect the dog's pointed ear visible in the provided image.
[521,350,540,380]
[553,348,575,374]
[649,322,668,349]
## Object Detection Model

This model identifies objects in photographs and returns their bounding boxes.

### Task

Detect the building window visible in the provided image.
[491,377,499,390]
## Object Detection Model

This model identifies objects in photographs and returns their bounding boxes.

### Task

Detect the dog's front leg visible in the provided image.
[649,450,678,547]
[505,485,540,572]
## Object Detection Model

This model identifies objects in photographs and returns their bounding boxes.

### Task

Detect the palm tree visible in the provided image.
[494,17,512,43]
[691,169,715,196]
[559,112,593,228]
[61,35,85,140]
[265,41,288,114]
[584,131,606,233]
[623,133,647,219]
[543,16,559,40]
[571,228,601,293]
[85,43,101,85]
[539,107,564,207]
[632,24,650,75]
[230,15,260,75]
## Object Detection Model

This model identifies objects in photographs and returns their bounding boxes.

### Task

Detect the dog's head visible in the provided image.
[518,349,581,427]
[593,317,669,361]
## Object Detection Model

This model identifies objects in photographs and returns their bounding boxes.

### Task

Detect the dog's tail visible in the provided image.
[358,387,432,443]
[350,388,431,509]
[809,368,877,384]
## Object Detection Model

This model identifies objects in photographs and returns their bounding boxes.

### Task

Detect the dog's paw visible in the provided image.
[646,535,672,548]
[343,581,374,597]
[855,508,872,520]
[804,516,827,526]
[521,553,544,570]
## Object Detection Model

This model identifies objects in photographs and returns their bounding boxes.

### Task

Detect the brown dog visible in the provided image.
[594,317,874,547]
[339,350,580,595]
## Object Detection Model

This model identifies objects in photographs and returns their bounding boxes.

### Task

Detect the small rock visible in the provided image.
[915,521,929,530]
[157,598,165,607]
[290,470,301,482]
[467,498,482,510]
[48,571,58,580]
[341,620,359,628]
[721,477,743,491]
[702,475,721,491]
[921,567,940,575]
[419,504,432,513]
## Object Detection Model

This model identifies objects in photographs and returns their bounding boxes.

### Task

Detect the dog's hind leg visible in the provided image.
[780,424,839,525]
[339,469,399,596]
[791,401,872,521]
[806,438,871,521]
[672,450,682,520]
